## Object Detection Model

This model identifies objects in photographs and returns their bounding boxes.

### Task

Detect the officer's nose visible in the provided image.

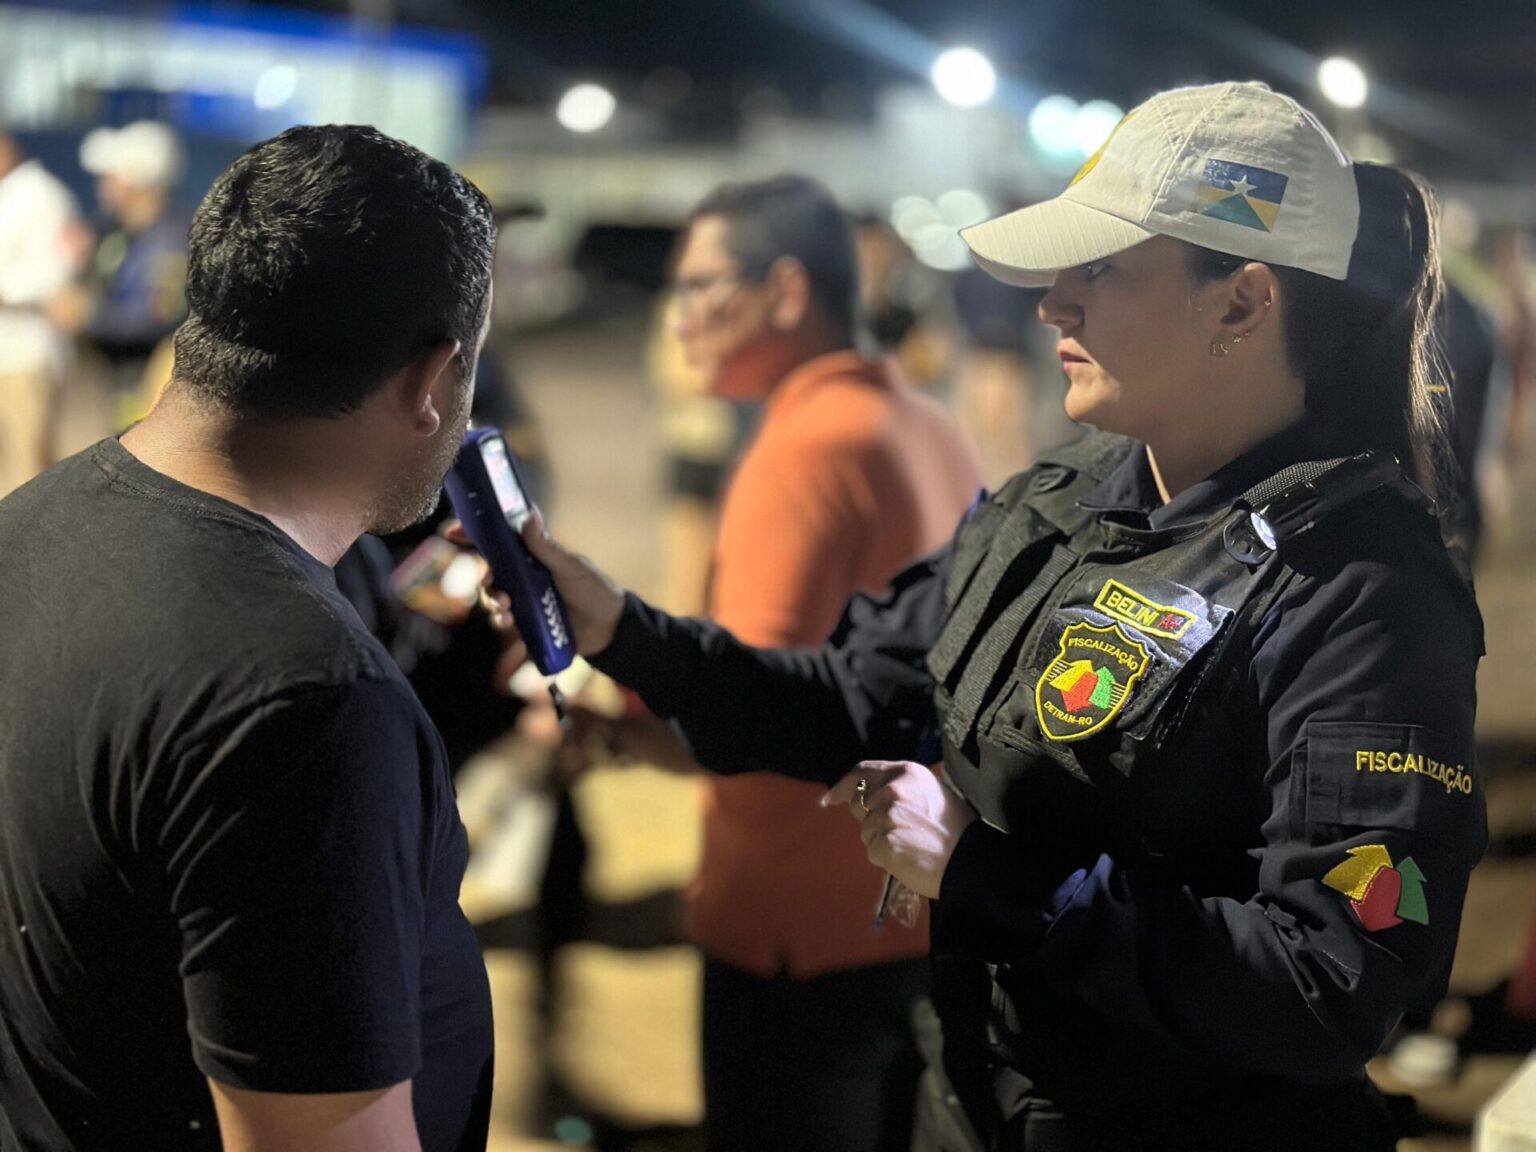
[1038,274,1083,332]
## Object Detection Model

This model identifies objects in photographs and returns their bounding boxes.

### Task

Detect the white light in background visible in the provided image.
[1318,56,1368,109]
[557,83,616,133]
[1349,130,1395,163]
[252,64,297,110]
[912,221,971,272]
[930,47,996,109]
[1028,94,1081,157]
[893,193,992,264]
[936,188,991,228]
[891,195,941,242]
[1073,100,1124,156]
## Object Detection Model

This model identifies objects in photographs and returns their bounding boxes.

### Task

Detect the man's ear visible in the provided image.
[766,257,812,330]
[396,339,461,436]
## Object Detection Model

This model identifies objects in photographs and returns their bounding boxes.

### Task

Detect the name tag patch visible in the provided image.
[1093,578,1196,639]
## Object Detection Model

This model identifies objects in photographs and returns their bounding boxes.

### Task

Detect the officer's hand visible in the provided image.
[449,511,626,660]
[822,761,977,900]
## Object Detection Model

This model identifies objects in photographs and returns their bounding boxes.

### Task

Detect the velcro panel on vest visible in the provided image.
[926,434,1135,694]
[926,501,1057,692]
[943,543,1078,752]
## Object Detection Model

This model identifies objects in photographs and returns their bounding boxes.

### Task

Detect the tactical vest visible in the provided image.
[921,430,1474,1147]
[925,430,1435,892]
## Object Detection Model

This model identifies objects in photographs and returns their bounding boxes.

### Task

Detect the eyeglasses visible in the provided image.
[670,269,748,314]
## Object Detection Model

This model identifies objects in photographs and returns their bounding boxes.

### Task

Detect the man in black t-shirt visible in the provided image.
[0,126,497,1152]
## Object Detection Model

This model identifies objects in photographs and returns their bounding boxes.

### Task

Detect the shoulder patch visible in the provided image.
[1035,621,1149,741]
[1322,844,1429,930]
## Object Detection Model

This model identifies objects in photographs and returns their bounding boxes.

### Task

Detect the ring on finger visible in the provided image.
[856,777,871,815]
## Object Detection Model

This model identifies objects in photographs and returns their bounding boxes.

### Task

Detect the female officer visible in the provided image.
[500,82,1484,1149]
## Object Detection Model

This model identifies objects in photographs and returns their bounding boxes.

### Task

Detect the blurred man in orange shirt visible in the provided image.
[632,176,982,1151]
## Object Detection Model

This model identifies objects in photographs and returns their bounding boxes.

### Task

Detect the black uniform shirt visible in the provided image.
[593,426,1485,1101]
[942,427,1486,1081]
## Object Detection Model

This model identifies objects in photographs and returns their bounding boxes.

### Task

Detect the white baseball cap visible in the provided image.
[962,82,1360,286]
[80,121,185,189]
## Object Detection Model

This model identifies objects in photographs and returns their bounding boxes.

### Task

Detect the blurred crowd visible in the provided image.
[6,114,1536,1149]
[7,119,1534,549]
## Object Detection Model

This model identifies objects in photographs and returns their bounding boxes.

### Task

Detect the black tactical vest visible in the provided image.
[921,430,1476,1148]
[925,430,1430,896]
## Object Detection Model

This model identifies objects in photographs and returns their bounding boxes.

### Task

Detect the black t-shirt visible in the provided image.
[0,440,493,1152]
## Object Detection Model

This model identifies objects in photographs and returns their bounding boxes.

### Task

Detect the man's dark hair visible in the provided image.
[689,175,858,334]
[173,125,495,418]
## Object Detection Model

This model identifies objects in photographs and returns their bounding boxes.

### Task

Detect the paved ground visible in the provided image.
[453,313,1536,1152]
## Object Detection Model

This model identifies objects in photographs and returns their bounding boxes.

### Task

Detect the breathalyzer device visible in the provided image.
[443,428,576,696]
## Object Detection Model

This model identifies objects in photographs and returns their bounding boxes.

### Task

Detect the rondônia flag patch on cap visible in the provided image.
[1322,844,1429,931]
[1194,158,1289,232]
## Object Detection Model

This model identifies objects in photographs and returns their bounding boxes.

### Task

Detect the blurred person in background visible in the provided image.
[488,83,1484,1150]
[647,293,755,616]
[854,214,954,395]
[950,250,1080,490]
[0,128,89,497]
[0,124,496,1152]
[48,120,189,423]
[1435,283,1499,565]
[570,175,981,1152]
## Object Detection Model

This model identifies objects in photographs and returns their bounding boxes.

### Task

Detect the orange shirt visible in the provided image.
[689,351,983,977]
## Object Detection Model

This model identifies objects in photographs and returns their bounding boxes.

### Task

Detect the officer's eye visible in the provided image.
[1082,260,1112,281]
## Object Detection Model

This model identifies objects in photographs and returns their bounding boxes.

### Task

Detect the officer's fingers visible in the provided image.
[441,519,471,548]
[821,767,868,809]
[519,507,586,580]
[492,640,528,692]
[861,805,900,842]
[862,824,901,875]
[864,835,896,874]
[856,760,921,796]
[478,586,513,622]
[859,812,885,849]
[862,788,901,818]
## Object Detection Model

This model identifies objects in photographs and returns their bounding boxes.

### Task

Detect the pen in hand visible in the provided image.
[855,776,914,929]
[874,873,896,928]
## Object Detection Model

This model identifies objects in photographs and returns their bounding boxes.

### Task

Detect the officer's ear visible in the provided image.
[765,256,813,331]
[1211,262,1282,347]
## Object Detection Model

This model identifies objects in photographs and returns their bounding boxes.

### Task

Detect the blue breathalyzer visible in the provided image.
[444,427,575,688]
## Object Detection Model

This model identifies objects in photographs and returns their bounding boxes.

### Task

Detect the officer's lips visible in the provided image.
[1058,345,1091,369]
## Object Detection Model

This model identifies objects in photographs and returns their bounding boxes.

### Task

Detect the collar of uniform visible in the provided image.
[765,349,895,416]
[1078,421,1333,529]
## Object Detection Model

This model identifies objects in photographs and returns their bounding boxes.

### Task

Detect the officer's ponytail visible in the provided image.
[1187,163,1454,506]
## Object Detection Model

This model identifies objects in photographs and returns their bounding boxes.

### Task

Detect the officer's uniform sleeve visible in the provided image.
[590,544,953,785]
[938,558,1486,1079]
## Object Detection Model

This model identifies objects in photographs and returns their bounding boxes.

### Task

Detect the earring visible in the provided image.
[1211,331,1249,357]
